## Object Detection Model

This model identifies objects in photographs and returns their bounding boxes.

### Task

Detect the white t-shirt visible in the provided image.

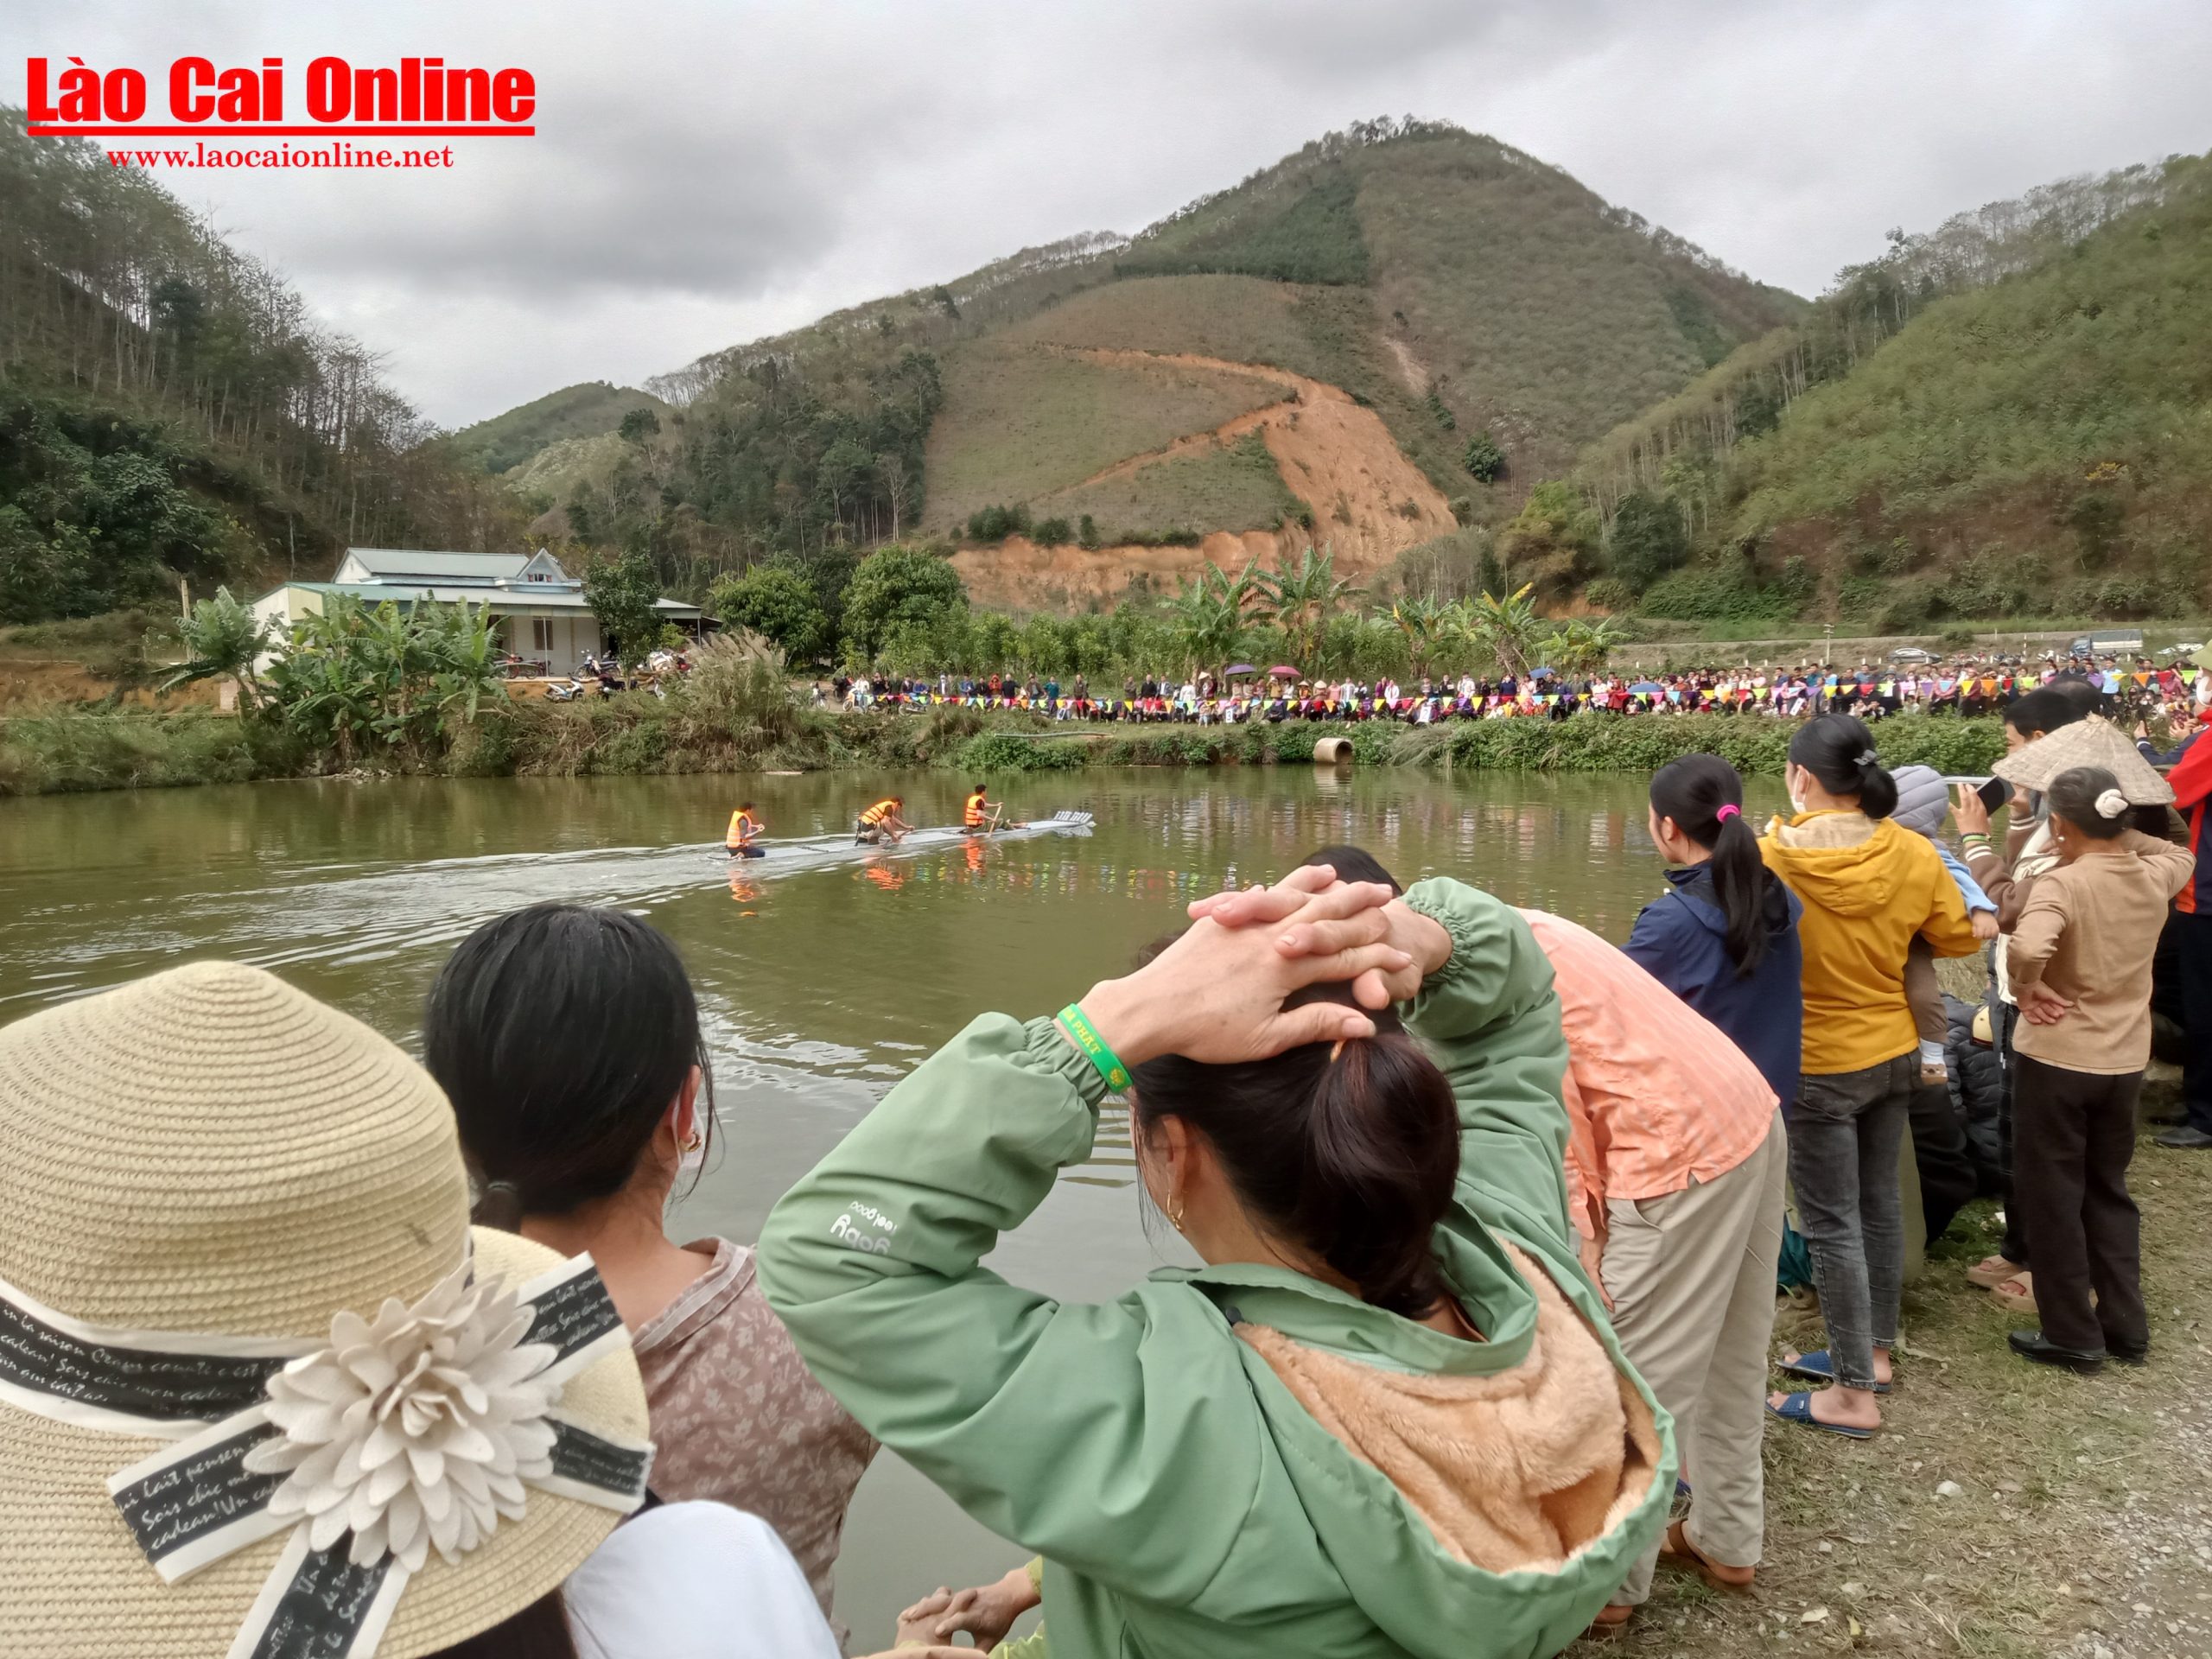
[563,1502,842,1659]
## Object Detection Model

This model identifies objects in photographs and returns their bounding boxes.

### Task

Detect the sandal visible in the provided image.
[1966,1254,2024,1289]
[1662,1520,1755,1591]
[1586,1604,1636,1639]
[1991,1274,2038,1318]
[1766,1391,1875,1439]
[1777,1349,1891,1394]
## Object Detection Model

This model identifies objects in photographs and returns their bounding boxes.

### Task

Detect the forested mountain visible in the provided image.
[442,382,673,477]
[1544,150,2212,630]
[0,120,520,624]
[484,119,1803,612]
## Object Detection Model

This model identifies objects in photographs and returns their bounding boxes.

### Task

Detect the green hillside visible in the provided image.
[486,119,1802,605]
[1554,151,2212,631]
[444,381,673,476]
[0,120,518,625]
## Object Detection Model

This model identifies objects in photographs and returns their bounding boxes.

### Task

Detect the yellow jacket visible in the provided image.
[1761,811,1981,1076]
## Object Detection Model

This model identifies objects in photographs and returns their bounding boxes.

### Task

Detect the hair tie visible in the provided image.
[2094,787,2128,819]
[1714,804,1741,823]
[1856,749,1878,767]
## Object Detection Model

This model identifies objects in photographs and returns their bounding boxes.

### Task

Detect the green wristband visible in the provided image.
[1058,1004,1132,1094]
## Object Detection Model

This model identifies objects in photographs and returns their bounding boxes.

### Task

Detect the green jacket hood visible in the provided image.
[1762,811,1909,918]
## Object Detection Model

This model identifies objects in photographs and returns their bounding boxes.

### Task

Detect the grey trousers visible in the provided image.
[1791,1055,1915,1390]
[1602,1113,1789,1605]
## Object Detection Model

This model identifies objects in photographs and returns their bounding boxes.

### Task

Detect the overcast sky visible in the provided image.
[9,1,2209,427]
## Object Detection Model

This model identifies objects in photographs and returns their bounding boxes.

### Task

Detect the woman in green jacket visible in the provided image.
[759,867,1675,1659]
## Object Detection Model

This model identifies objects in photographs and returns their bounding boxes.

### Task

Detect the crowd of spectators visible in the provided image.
[819,652,2211,728]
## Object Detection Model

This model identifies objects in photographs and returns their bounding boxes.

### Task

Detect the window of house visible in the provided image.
[532,618,555,652]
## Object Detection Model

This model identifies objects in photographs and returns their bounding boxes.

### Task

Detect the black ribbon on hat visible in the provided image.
[1,1255,650,1659]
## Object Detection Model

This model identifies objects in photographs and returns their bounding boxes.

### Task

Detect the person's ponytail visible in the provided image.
[1294,1032,1456,1318]
[1854,751,1899,820]
[1649,753,1775,978]
[1127,910,1459,1324]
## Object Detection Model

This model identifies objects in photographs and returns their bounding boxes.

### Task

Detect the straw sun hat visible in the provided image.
[1993,713,2174,805]
[0,962,651,1659]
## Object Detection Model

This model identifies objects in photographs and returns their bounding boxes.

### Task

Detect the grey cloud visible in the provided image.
[4,0,2207,424]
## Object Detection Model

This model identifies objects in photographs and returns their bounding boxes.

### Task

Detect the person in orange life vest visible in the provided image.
[726,802,765,859]
[855,796,912,845]
[963,785,995,833]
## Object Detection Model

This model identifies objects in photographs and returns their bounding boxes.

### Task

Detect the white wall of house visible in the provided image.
[505,613,603,674]
[248,587,325,670]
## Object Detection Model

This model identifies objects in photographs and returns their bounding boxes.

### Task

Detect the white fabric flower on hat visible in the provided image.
[244,1264,559,1572]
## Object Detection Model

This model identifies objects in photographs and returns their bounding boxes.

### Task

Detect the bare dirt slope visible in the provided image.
[952,348,1452,611]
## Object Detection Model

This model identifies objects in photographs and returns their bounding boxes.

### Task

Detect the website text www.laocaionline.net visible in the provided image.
[103,139,454,170]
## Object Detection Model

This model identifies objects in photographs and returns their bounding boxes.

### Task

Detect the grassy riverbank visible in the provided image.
[1635,1122,2212,1659]
[0,702,2008,798]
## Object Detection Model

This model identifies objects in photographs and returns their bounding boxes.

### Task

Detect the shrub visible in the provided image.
[1413,710,2005,777]
[1639,563,1800,623]
[1461,433,1504,482]
[1585,577,1636,612]
[1077,514,1101,550]
[1032,517,1073,546]
[957,732,1085,771]
[965,504,1033,543]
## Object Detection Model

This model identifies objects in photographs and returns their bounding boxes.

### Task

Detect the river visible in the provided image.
[0,766,1785,1643]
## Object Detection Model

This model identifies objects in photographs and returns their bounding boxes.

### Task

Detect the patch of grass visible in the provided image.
[922,344,1283,531]
[1000,275,1331,377]
[1045,432,1296,537]
[0,710,303,793]
[0,607,175,683]
[1612,1128,2212,1659]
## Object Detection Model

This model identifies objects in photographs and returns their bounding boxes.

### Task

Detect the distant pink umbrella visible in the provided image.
[1268,665,1300,679]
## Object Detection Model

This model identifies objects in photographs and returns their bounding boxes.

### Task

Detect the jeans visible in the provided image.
[1789,1054,1914,1390]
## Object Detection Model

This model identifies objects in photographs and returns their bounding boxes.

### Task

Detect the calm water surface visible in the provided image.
[0,766,1783,1642]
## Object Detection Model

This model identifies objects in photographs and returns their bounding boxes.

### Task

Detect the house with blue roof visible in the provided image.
[250,549,702,674]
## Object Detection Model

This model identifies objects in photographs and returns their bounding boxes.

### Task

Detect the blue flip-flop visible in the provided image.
[1777,1350,1892,1394]
[1767,1391,1875,1439]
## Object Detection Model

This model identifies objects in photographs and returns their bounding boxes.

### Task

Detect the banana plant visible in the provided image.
[1381,592,1453,680]
[1255,545,1363,669]
[162,587,272,711]
[1170,561,1256,676]
[1460,583,1542,681]
[1539,617,1623,675]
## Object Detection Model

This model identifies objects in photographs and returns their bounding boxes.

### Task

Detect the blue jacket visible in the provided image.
[1624,864,1805,1105]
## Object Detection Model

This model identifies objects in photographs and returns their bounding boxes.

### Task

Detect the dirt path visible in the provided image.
[1621,1110,2212,1659]
[949,347,1454,611]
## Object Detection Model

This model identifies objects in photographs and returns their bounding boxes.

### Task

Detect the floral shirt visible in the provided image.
[634,1239,877,1623]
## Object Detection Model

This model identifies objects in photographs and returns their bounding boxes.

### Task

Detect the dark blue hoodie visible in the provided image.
[1624,863,1804,1106]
